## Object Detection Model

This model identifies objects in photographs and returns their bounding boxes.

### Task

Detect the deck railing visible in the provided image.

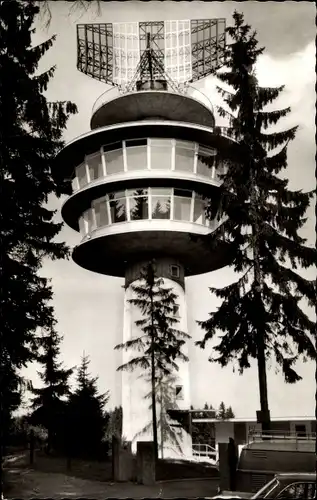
[192,443,217,460]
[248,430,316,444]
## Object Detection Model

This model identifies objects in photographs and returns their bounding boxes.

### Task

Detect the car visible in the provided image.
[211,472,317,499]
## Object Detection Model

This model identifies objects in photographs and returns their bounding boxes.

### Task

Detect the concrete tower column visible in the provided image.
[122,258,192,458]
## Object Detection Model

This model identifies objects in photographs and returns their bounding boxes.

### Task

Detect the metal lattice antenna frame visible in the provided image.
[76,20,226,88]
[125,33,181,93]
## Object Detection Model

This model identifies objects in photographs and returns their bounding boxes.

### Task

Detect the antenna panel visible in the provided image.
[112,23,140,86]
[190,18,226,82]
[164,20,192,83]
[77,24,113,84]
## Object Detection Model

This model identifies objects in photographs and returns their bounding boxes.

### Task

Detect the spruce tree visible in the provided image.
[197,12,316,432]
[115,260,190,460]
[30,328,73,453]
[0,0,77,452]
[225,406,235,419]
[217,401,227,420]
[68,354,109,459]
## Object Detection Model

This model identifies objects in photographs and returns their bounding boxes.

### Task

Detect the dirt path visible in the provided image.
[5,467,218,499]
[3,451,219,498]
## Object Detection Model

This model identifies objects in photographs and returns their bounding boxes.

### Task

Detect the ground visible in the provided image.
[3,451,219,499]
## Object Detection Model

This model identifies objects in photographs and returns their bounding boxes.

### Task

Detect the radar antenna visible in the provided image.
[77,19,226,92]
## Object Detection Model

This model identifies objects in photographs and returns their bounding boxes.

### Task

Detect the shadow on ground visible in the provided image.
[3,450,219,499]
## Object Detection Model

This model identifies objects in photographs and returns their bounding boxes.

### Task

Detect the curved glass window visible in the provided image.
[126,139,148,171]
[79,187,216,237]
[193,194,207,225]
[105,148,124,175]
[93,196,109,227]
[151,187,171,219]
[197,146,217,177]
[173,189,192,221]
[150,139,173,170]
[76,162,87,189]
[175,141,195,172]
[87,152,103,181]
[73,139,228,192]
[109,191,127,223]
[127,188,149,220]
[214,158,229,181]
[78,209,93,236]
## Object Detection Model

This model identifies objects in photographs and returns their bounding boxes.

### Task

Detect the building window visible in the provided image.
[197,146,217,177]
[150,138,173,170]
[175,385,184,400]
[127,188,149,220]
[151,187,171,219]
[76,162,87,189]
[173,189,192,221]
[104,147,124,175]
[295,424,306,438]
[170,264,180,278]
[109,191,127,223]
[175,140,195,172]
[86,152,103,181]
[93,197,109,227]
[126,139,148,171]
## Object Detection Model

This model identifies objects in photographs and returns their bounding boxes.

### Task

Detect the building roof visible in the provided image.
[191,416,315,423]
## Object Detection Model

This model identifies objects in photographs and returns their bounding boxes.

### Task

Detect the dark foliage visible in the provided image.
[197,12,316,425]
[29,328,73,453]
[68,354,110,459]
[0,0,77,459]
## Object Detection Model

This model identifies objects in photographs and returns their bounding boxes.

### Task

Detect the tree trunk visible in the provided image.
[250,164,271,433]
[160,382,164,459]
[150,285,158,462]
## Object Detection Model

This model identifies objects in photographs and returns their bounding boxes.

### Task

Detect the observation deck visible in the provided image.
[90,84,216,130]
[56,82,238,278]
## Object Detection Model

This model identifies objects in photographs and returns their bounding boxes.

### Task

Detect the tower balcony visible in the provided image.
[90,84,215,129]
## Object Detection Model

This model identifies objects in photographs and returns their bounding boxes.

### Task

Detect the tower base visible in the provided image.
[121,257,192,459]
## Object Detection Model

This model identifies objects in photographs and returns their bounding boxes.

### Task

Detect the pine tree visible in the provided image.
[30,328,73,453]
[217,401,227,420]
[0,0,77,453]
[115,260,190,460]
[68,354,110,459]
[225,406,235,419]
[197,12,316,432]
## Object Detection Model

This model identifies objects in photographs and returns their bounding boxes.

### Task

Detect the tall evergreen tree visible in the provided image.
[68,354,109,459]
[197,12,316,431]
[216,401,227,420]
[115,260,190,460]
[30,328,73,453]
[225,406,235,419]
[0,0,77,454]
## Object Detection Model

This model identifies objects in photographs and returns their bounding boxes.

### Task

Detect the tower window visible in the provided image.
[175,385,184,400]
[170,265,180,278]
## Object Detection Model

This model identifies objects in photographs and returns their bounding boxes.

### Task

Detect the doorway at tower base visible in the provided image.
[121,258,193,460]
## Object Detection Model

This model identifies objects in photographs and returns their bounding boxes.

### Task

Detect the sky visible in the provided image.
[20,1,316,419]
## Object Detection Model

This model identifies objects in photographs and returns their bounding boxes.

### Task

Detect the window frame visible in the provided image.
[170,264,180,278]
